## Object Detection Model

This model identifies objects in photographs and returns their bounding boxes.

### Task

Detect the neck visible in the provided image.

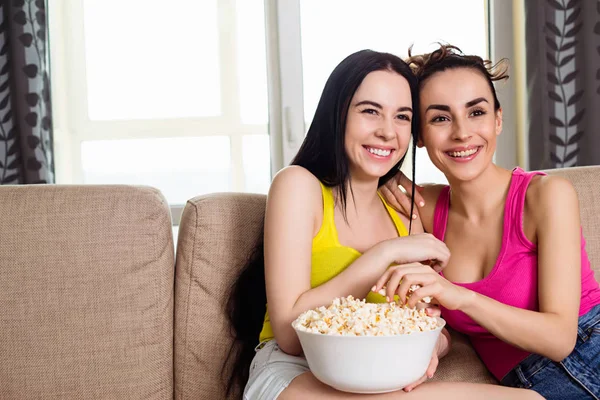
[337,176,381,215]
[446,164,513,221]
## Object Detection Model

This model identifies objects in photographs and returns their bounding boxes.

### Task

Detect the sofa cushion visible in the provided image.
[0,185,174,399]
[432,328,497,384]
[174,193,266,400]
[546,166,600,281]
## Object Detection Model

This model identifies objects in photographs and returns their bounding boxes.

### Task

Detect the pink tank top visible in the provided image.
[433,168,600,380]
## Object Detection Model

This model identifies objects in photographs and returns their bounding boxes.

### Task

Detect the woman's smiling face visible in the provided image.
[344,69,413,181]
[419,67,503,182]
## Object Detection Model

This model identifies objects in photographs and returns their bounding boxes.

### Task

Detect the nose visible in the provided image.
[375,116,395,141]
[451,118,471,141]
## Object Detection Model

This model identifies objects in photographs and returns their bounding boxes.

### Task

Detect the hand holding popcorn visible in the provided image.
[373,262,472,310]
[376,284,432,304]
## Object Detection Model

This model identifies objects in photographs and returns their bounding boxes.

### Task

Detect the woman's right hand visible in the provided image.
[379,170,425,220]
[382,234,450,272]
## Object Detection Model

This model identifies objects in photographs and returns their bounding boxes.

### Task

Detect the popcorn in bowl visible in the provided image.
[292,295,440,337]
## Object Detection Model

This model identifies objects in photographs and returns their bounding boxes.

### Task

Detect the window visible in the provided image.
[50,0,272,225]
[50,0,490,226]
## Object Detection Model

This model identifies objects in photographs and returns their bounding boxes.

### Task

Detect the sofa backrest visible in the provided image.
[173,166,600,399]
[546,166,600,281]
[0,185,175,400]
[174,193,265,400]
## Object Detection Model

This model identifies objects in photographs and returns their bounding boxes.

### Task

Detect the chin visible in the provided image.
[445,163,490,183]
[358,167,394,181]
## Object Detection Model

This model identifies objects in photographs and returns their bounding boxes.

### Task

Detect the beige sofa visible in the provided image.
[1,166,598,399]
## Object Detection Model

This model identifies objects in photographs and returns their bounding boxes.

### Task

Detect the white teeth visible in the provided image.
[449,148,478,157]
[367,147,391,156]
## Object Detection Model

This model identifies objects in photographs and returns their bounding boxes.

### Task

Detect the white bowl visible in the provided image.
[293,317,445,394]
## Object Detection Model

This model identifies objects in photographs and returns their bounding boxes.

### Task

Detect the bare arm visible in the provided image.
[265,166,451,355]
[459,176,581,361]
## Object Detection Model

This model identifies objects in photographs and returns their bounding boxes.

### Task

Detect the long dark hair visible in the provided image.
[223,50,419,398]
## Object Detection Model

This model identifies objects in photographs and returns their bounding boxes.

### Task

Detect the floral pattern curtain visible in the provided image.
[0,0,53,184]
[525,0,600,169]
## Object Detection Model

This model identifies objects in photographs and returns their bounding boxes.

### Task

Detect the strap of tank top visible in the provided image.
[319,182,335,220]
[313,182,337,245]
[432,186,451,241]
[507,168,546,247]
[377,192,409,237]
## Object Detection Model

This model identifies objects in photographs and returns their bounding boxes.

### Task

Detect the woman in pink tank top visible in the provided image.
[379,44,600,399]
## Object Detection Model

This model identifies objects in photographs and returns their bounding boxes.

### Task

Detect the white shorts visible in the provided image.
[243,340,310,400]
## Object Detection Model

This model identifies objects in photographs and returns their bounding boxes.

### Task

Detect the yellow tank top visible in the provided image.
[258,182,409,343]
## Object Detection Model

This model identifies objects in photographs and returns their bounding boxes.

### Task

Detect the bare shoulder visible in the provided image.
[267,166,323,222]
[418,184,448,233]
[526,174,579,206]
[525,174,580,223]
[270,165,322,197]
[420,184,447,207]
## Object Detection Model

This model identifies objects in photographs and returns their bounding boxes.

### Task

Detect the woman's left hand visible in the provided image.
[373,262,472,310]
[402,327,447,392]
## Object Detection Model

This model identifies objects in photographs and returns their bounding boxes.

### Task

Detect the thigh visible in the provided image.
[244,341,310,400]
[280,373,542,400]
[560,309,600,399]
[504,306,600,399]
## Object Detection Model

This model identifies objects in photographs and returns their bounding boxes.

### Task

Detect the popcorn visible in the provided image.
[376,284,432,304]
[292,296,440,336]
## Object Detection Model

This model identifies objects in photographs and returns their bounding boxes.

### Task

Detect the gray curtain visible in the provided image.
[525,0,600,169]
[0,0,53,184]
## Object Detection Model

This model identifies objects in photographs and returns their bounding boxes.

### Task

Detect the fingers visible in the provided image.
[391,234,449,267]
[385,268,405,301]
[406,283,440,308]
[426,353,439,379]
[428,242,450,269]
[380,263,424,301]
[426,306,442,317]
[403,354,438,392]
[373,267,396,293]
[392,184,419,220]
[395,272,430,304]
[415,234,450,268]
[431,261,445,273]
[382,183,419,220]
[397,171,426,208]
[379,185,405,215]
[374,264,433,302]
[403,375,427,392]
[416,303,442,317]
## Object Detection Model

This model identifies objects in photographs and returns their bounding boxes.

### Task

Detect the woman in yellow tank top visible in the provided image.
[225,50,541,400]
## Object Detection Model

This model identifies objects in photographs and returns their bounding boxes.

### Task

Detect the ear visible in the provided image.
[416,132,424,148]
[495,107,503,136]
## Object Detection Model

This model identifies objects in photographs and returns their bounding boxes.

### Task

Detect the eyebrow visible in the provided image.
[465,97,488,107]
[425,97,489,112]
[355,100,412,113]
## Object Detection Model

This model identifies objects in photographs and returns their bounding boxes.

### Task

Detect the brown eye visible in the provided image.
[431,115,449,123]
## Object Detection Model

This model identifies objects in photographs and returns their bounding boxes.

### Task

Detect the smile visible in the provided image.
[445,146,482,161]
[364,146,393,158]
